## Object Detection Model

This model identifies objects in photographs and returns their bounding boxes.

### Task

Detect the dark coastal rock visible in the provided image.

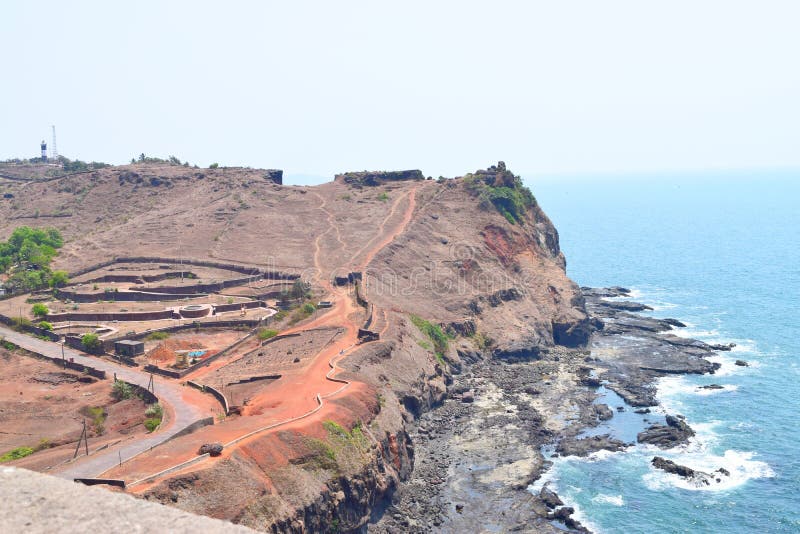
[709,342,736,351]
[594,403,614,421]
[597,300,654,312]
[580,286,631,298]
[539,487,563,509]
[637,415,695,448]
[735,359,749,367]
[634,408,651,414]
[556,434,627,457]
[652,456,696,478]
[663,318,687,328]
[652,456,732,486]
[700,384,724,390]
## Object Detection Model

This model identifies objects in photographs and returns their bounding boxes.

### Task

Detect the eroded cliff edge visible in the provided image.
[125,162,593,532]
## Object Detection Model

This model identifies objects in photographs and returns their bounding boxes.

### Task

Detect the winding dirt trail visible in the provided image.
[122,184,421,488]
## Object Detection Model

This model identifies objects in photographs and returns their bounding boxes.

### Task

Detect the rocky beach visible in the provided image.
[370,287,735,533]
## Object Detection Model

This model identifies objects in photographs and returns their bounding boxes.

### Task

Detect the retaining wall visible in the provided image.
[0,314,61,341]
[69,257,298,281]
[57,290,205,303]
[213,300,266,314]
[46,310,177,323]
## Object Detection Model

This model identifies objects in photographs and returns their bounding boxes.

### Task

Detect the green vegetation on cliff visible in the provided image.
[463,163,536,224]
[410,314,451,363]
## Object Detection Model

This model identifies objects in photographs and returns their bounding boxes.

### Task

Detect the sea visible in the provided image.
[525,170,800,533]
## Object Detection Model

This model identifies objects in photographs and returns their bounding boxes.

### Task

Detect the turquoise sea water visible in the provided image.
[528,171,800,533]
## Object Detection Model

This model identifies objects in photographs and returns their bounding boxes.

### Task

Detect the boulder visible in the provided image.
[594,403,614,421]
[198,443,223,456]
[539,487,563,509]
[637,415,695,448]
[735,359,749,367]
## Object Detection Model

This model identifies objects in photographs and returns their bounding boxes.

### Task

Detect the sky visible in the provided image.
[1,1,799,181]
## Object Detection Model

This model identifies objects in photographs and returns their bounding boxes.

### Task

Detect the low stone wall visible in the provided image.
[125,380,158,404]
[64,334,105,355]
[20,347,107,379]
[69,256,298,281]
[0,314,61,341]
[203,385,229,415]
[213,300,266,314]
[46,309,177,323]
[57,290,205,303]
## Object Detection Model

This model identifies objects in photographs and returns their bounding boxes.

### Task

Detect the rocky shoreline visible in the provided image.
[369,287,734,533]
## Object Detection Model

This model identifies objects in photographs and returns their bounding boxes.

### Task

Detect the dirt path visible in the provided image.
[0,326,214,480]
[112,184,422,487]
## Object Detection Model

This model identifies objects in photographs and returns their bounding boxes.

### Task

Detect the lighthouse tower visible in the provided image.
[40,140,47,162]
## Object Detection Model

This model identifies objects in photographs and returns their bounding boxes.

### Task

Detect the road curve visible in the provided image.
[0,326,209,480]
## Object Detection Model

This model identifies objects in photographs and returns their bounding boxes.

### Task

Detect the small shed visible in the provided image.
[115,339,145,358]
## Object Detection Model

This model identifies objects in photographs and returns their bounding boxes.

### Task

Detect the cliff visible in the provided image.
[0,161,591,532]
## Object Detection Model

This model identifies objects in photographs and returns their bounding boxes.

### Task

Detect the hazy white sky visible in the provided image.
[2,1,798,179]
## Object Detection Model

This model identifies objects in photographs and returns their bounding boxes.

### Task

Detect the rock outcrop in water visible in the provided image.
[651,456,731,487]
[638,415,695,448]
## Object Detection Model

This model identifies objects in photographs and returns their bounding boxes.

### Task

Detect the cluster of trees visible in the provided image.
[0,227,68,293]
[131,153,191,167]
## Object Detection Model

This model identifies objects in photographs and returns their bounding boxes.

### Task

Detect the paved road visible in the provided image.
[0,326,209,480]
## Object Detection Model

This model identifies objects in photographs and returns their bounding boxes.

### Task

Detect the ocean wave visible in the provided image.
[657,376,738,406]
[642,449,774,492]
[591,493,625,506]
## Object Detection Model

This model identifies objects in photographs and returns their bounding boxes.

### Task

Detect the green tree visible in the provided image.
[31,303,49,317]
[49,270,69,288]
[81,333,101,351]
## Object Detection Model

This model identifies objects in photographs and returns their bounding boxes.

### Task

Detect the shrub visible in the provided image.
[145,403,163,418]
[111,380,133,400]
[145,331,169,341]
[31,303,49,317]
[81,333,101,350]
[257,328,279,341]
[209,163,219,169]
[302,302,317,315]
[0,446,34,463]
[37,321,53,331]
[377,192,389,202]
[144,418,161,432]
[49,270,69,288]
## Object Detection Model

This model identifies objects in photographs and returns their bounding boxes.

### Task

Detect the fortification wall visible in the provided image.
[57,290,204,303]
[69,257,298,281]
[46,309,177,323]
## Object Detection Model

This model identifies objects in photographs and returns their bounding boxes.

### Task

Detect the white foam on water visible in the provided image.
[642,449,774,492]
[592,493,625,506]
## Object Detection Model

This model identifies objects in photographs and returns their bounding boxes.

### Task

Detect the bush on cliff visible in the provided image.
[463,166,536,225]
[31,303,49,317]
[410,314,452,363]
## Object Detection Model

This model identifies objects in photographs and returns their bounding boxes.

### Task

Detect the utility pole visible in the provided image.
[73,419,88,458]
[61,340,66,369]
